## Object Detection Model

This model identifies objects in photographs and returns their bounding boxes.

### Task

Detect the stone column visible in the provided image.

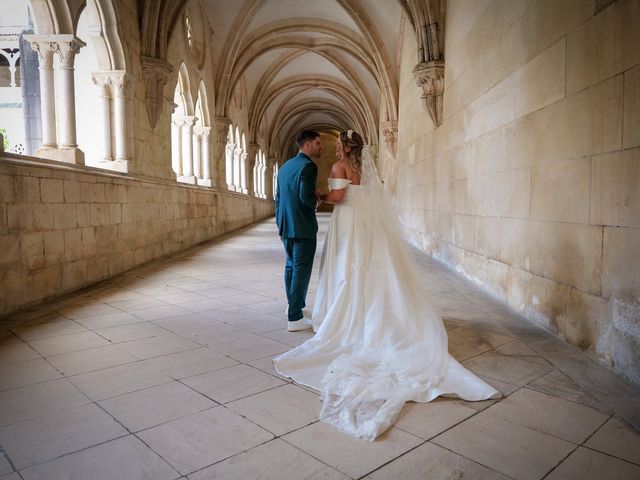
[213,117,232,189]
[52,35,86,164]
[240,151,249,194]
[192,128,202,181]
[267,157,277,200]
[92,75,112,162]
[197,126,212,187]
[90,70,131,172]
[179,115,196,184]
[171,118,183,176]
[233,147,243,192]
[225,143,235,190]
[111,71,130,167]
[260,157,267,198]
[24,36,56,150]
[246,143,260,197]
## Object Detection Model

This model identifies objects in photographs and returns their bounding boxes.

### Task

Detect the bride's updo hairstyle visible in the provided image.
[339,129,364,176]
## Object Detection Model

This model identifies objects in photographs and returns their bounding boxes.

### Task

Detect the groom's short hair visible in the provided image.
[296,130,320,149]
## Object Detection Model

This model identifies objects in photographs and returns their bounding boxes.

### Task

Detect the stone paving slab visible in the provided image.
[0,215,639,479]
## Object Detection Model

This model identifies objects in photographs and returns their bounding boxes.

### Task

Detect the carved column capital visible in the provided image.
[381,120,398,159]
[193,125,211,137]
[23,35,55,68]
[140,55,173,129]
[49,35,86,68]
[413,60,445,127]
[91,70,132,90]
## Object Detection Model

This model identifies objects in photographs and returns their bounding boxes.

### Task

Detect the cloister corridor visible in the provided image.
[0,213,638,480]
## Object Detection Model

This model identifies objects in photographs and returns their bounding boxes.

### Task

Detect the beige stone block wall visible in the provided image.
[394,0,640,384]
[0,155,273,316]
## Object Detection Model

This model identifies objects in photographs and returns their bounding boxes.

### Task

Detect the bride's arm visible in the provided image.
[318,164,347,204]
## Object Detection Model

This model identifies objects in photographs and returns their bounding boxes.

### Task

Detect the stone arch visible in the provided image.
[195,81,210,127]
[77,0,127,70]
[27,0,74,34]
[174,62,194,116]
[215,1,398,125]
[250,75,375,147]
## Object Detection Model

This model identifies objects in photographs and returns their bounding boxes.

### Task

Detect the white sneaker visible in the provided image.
[287,317,313,332]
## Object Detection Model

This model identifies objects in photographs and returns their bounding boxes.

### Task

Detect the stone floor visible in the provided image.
[1,213,639,480]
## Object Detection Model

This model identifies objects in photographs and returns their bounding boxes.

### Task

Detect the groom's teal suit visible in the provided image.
[275,152,318,322]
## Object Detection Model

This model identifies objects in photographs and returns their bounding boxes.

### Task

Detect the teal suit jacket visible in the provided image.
[275,152,318,239]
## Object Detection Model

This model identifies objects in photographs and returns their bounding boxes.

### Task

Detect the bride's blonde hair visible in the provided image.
[339,130,364,176]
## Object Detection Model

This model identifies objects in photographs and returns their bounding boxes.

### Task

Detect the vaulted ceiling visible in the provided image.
[201,0,404,157]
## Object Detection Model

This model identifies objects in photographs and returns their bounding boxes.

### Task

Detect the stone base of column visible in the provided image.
[197,178,212,187]
[36,146,85,165]
[177,175,197,185]
[96,159,129,173]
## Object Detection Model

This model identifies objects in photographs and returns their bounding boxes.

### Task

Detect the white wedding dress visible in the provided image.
[273,156,500,441]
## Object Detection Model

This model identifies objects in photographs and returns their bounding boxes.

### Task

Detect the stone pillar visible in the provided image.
[91,70,131,172]
[233,147,242,192]
[192,128,202,180]
[260,157,267,198]
[179,115,196,184]
[52,35,86,164]
[246,143,259,197]
[213,117,232,189]
[171,118,183,176]
[267,157,277,200]
[93,76,112,162]
[24,36,56,150]
[112,72,131,167]
[197,126,212,187]
[225,143,235,191]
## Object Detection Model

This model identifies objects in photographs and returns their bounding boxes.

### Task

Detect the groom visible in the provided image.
[275,130,322,331]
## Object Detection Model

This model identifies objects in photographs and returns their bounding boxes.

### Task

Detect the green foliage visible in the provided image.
[0,128,8,150]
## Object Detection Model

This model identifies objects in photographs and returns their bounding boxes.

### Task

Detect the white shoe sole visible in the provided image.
[287,318,313,332]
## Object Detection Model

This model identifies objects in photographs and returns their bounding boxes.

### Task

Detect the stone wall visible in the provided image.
[392,0,640,384]
[0,153,274,315]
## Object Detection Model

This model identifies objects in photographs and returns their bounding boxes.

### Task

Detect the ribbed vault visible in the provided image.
[203,0,403,162]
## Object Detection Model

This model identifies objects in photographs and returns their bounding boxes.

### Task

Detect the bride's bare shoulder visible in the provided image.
[330,161,347,179]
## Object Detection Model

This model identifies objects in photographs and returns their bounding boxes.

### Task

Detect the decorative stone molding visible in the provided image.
[51,36,85,69]
[401,0,447,127]
[413,60,445,127]
[381,120,398,159]
[141,55,173,129]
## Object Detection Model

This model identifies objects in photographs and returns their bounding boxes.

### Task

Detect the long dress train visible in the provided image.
[274,172,500,441]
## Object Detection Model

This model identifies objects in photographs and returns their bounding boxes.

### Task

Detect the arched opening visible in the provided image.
[170,63,197,184]
[225,124,235,189]
[0,1,29,154]
[193,81,212,186]
[74,9,102,166]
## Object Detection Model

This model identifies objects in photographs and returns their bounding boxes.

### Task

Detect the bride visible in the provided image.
[273,129,500,441]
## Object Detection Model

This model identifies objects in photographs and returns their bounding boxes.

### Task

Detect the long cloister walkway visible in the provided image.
[0,214,639,480]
